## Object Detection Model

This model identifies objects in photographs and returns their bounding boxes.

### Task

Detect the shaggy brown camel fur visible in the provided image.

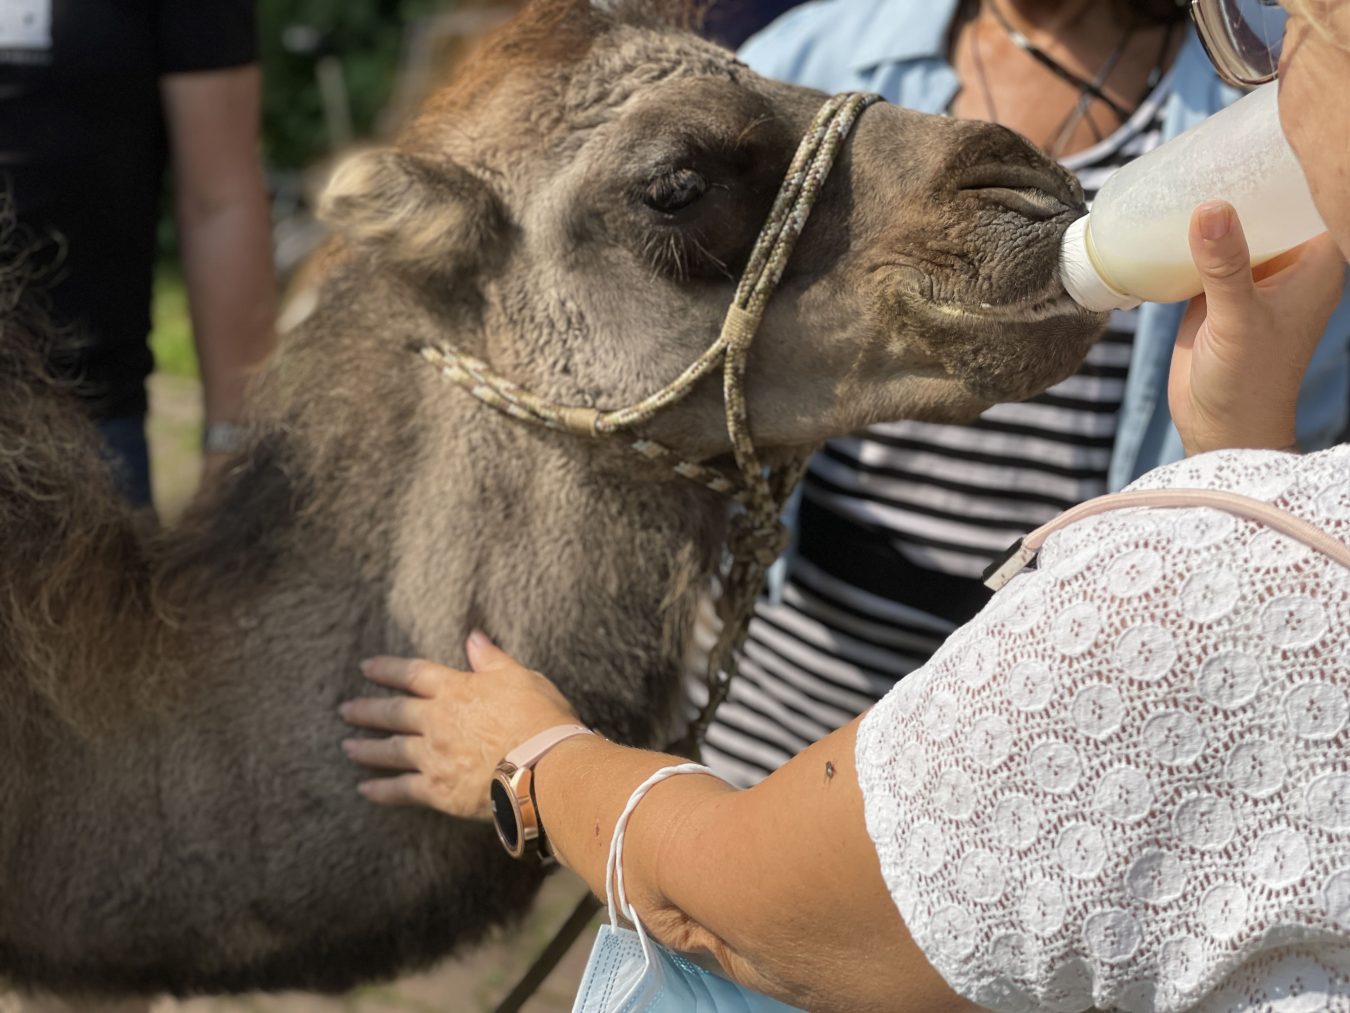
[0,0,1103,999]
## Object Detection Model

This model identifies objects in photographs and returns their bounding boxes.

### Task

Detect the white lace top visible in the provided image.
[857,445,1350,1012]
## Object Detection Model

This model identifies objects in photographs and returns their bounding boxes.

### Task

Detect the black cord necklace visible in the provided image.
[963,0,1180,158]
[986,0,1135,122]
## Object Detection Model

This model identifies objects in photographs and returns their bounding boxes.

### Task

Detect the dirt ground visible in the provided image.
[147,868,595,1013]
[19,374,597,1013]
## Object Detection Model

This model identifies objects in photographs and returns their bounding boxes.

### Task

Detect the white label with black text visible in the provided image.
[0,0,50,49]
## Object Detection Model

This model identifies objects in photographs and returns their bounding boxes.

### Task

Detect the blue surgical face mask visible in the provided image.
[571,764,805,1013]
[573,922,804,1013]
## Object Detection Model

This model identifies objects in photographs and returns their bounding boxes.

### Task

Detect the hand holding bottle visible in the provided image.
[1168,201,1345,458]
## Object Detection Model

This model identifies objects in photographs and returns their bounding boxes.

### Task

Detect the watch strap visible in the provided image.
[504,723,594,769]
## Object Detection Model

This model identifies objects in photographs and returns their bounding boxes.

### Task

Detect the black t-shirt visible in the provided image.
[701,1,803,48]
[0,0,256,419]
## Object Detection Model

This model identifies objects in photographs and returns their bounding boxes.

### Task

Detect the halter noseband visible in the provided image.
[420,92,881,750]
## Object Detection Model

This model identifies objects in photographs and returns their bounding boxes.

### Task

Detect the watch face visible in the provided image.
[490,777,520,853]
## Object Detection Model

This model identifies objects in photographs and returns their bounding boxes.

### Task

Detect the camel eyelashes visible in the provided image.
[642,168,708,215]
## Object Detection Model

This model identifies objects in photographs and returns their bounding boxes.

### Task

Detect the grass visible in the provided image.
[150,265,200,378]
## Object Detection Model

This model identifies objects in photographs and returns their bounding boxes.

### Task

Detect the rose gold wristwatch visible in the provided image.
[490,723,594,863]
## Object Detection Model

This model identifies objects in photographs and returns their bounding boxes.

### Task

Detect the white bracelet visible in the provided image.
[605,762,723,928]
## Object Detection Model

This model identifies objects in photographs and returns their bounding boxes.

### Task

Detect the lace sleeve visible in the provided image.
[857,446,1350,1012]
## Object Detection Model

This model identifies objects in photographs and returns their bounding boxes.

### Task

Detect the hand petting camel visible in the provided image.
[341,639,582,820]
[0,0,1104,1000]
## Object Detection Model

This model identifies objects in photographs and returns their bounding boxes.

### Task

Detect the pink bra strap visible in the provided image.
[984,488,1350,591]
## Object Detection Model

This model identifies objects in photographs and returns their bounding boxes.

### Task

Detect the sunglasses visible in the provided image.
[1190,0,1290,87]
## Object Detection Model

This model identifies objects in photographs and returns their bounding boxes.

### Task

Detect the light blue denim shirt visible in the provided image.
[741,0,1350,487]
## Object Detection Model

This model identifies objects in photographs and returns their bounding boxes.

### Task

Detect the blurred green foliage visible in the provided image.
[260,0,447,170]
[151,267,197,378]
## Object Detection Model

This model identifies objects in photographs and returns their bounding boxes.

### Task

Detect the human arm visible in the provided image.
[161,65,277,484]
[339,637,976,1013]
[1168,200,1346,457]
[341,445,1350,1011]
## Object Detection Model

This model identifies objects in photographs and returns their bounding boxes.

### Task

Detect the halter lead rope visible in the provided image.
[422,92,880,753]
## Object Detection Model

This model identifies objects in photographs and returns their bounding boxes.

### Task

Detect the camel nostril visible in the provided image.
[966,185,1071,221]
[954,162,1085,220]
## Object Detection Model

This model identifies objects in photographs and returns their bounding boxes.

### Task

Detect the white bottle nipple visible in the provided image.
[1059,217,1140,314]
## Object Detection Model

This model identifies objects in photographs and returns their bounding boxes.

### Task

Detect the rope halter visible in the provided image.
[421,92,881,751]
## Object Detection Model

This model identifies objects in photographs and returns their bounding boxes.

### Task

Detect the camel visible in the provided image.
[0,0,1104,999]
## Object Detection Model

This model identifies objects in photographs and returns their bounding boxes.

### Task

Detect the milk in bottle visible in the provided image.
[1060,81,1326,311]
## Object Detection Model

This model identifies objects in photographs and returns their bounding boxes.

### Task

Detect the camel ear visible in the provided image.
[319,149,503,274]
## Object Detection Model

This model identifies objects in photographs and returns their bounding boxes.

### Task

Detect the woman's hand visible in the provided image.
[339,633,581,820]
[1170,200,1345,457]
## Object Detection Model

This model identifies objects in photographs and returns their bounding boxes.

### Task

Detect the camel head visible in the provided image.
[318,0,1105,468]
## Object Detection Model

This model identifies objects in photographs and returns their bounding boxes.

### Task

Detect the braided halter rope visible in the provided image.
[421,91,881,752]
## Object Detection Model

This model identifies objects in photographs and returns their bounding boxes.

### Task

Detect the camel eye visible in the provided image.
[643,168,707,214]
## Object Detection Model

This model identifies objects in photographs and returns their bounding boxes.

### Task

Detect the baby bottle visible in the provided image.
[1060,81,1327,311]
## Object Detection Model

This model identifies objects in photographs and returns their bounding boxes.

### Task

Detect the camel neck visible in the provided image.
[388,393,728,742]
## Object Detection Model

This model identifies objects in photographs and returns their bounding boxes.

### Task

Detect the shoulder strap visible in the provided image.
[984,488,1350,590]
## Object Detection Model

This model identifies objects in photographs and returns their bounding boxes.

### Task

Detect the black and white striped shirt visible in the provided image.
[698,74,1175,787]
